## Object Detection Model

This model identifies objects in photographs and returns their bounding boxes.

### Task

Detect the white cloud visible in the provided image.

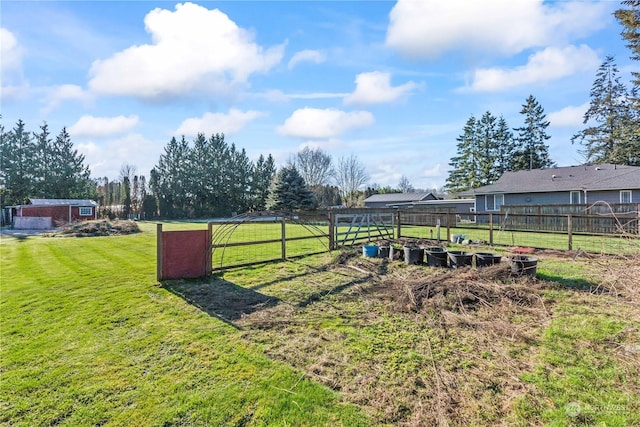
[422,163,442,178]
[1,27,27,100]
[1,27,22,72]
[175,108,266,137]
[344,71,420,106]
[78,134,161,180]
[42,84,93,114]
[69,115,139,138]
[288,49,325,69]
[548,103,589,127]
[277,108,374,139]
[466,45,600,92]
[88,2,284,100]
[386,0,608,58]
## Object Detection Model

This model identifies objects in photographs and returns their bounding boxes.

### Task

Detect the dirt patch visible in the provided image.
[49,219,140,237]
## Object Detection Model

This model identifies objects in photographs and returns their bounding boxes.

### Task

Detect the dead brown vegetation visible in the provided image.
[52,219,140,237]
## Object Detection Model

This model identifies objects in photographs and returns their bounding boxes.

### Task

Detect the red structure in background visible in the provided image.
[157,224,211,281]
[13,199,98,225]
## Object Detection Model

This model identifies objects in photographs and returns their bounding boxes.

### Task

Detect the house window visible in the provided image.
[570,191,581,204]
[79,207,93,216]
[620,190,632,203]
[485,194,504,211]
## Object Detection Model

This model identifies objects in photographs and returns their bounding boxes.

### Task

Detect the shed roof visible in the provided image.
[364,192,437,203]
[28,199,98,207]
[469,164,640,195]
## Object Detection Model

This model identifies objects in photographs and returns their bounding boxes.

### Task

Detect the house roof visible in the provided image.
[469,164,640,195]
[28,199,98,207]
[363,192,437,203]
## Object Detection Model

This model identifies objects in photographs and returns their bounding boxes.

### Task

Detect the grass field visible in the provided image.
[2,221,639,426]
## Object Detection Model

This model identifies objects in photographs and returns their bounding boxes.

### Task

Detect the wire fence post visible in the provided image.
[567,214,573,251]
[489,213,494,245]
[281,216,287,261]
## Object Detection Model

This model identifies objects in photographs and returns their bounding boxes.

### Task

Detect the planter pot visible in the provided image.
[389,246,403,261]
[403,246,423,265]
[378,246,390,259]
[425,247,448,268]
[362,245,378,258]
[510,256,538,277]
[447,251,473,268]
[475,252,502,268]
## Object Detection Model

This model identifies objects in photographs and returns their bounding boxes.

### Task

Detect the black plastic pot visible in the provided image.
[475,252,502,268]
[509,256,538,277]
[378,246,390,259]
[447,251,473,268]
[403,246,424,265]
[425,247,448,267]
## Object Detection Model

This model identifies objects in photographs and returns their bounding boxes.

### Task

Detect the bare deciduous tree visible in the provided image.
[334,154,369,207]
[293,146,334,188]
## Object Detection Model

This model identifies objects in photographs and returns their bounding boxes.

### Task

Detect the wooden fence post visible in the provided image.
[396,210,401,239]
[446,213,451,243]
[157,223,163,281]
[281,217,287,261]
[489,213,493,246]
[328,211,335,250]
[206,222,213,276]
[567,214,573,251]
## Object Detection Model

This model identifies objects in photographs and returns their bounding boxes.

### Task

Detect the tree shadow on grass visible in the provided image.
[163,278,281,328]
[536,272,615,295]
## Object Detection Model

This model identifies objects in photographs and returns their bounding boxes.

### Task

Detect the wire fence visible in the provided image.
[206,206,640,271]
[398,210,640,256]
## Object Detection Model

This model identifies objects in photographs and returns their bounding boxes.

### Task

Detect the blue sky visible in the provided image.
[1,1,637,190]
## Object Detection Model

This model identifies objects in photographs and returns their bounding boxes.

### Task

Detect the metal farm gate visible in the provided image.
[331,210,395,247]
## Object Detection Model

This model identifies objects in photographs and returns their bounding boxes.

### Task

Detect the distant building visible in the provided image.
[363,192,439,208]
[466,164,640,214]
[10,199,98,229]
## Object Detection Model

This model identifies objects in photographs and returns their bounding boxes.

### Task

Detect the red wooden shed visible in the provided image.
[14,199,98,229]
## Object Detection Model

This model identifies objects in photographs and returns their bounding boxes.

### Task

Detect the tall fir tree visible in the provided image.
[493,116,517,176]
[250,154,276,211]
[615,0,640,109]
[571,56,635,164]
[446,115,480,193]
[513,95,554,170]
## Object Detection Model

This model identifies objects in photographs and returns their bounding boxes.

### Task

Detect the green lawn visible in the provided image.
[2,222,638,426]
[0,226,368,426]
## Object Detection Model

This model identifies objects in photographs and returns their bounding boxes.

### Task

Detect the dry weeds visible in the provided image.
[52,219,140,237]
[230,245,640,426]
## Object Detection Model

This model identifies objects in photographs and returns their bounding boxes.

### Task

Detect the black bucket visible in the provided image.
[403,246,423,265]
[389,246,403,261]
[510,256,538,277]
[447,251,473,268]
[475,252,502,268]
[425,247,448,267]
[378,246,390,259]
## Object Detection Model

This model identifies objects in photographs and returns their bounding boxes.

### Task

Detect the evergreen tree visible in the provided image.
[266,165,316,211]
[446,115,481,193]
[571,56,635,164]
[0,119,35,205]
[494,116,517,175]
[477,111,500,184]
[154,136,191,217]
[250,154,276,211]
[48,127,94,199]
[513,95,554,170]
[615,0,640,109]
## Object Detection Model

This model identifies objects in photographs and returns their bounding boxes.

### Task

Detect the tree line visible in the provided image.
[0,119,95,207]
